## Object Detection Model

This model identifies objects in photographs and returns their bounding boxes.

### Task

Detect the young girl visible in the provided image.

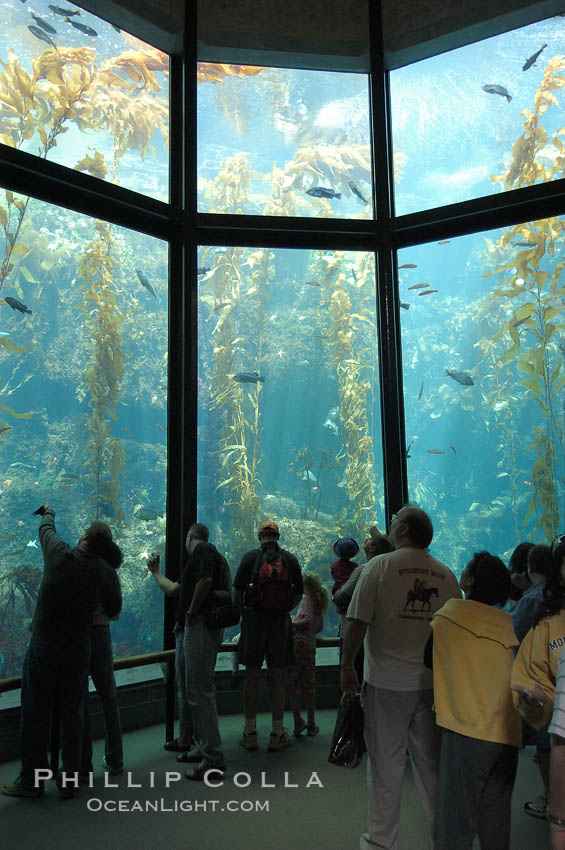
[288,571,330,736]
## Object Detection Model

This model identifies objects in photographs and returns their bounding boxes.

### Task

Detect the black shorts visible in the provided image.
[238,608,295,668]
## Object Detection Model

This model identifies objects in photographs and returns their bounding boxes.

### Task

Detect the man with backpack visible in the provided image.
[234,521,303,752]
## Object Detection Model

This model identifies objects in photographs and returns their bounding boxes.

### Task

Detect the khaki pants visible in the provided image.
[360,684,441,850]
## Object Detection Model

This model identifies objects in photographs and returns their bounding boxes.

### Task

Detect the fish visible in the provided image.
[30,13,57,34]
[0,331,11,335]
[427,449,446,455]
[4,297,32,314]
[212,302,231,311]
[511,240,536,248]
[48,4,81,15]
[0,426,11,435]
[513,316,531,328]
[398,263,417,269]
[445,369,474,386]
[323,406,339,435]
[348,180,369,204]
[400,302,410,310]
[406,440,413,459]
[233,371,265,384]
[301,470,317,482]
[135,269,158,300]
[437,240,450,245]
[417,381,424,400]
[408,283,430,290]
[482,84,512,102]
[417,289,438,295]
[523,44,547,71]
[305,280,321,286]
[26,539,38,549]
[67,19,98,36]
[449,445,456,456]
[27,25,56,47]
[134,506,162,521]
[197,267,211,275]
[60,473,79,480]
[305,187,341,199]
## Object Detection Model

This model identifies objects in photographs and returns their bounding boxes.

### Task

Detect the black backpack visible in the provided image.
[204,552,240,629]
[247,547,294,610]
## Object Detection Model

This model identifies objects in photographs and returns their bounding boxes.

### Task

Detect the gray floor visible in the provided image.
[0,710,551,850]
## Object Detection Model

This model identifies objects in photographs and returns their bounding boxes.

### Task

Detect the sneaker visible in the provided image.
[239,730,258,751]
[103,758,123,776]
[2,776,44,798]
[57,783,75,800]
[268,729,295,752]
[306,724,320,737]
[294,717,307,735]
[524,793,548,819]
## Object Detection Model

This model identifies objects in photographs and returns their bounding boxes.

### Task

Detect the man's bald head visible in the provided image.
[392,505,433,549]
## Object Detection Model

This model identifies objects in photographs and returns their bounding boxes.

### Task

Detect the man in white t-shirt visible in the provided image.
[341,505,460,850]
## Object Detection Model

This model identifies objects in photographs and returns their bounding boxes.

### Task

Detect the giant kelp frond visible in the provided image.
[197,63,263,84]
[491,54,565,190]
[79,222,125,525]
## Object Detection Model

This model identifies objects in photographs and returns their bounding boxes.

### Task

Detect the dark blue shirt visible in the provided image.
[511,580,546,643]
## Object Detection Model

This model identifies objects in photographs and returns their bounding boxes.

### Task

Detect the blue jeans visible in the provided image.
[183,615,224,766]
[20,634,90,783]
[175,629,193,743]
[81,625,123,772]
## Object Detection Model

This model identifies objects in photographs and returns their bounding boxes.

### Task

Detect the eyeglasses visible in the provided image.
[553,534,565,555]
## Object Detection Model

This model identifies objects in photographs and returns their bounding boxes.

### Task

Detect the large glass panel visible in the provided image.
[391,17,565,215]
[399,218,564,574]
[0,189,168,682]
[1,0,169,201]
[197,65,373,218]
[197,247,382,653]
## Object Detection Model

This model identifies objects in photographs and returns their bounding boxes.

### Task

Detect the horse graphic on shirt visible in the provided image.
[404,579,439,612]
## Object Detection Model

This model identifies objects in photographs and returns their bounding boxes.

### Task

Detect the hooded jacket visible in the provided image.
[431,598,521,746]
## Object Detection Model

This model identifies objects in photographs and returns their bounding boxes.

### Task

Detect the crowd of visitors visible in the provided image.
[2,500,564,850]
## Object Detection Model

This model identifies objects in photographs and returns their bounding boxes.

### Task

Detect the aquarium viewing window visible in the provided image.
[0,0,564,700]
[0,191,168,680]
[399,217,564,569]
[390,16,565,215]
[0,0,170,202]
[197,245,383,644]
[197,64,373,219]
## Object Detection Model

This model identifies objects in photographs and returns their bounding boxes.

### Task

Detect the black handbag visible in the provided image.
[204,590,240,629]
[328,693,364,769]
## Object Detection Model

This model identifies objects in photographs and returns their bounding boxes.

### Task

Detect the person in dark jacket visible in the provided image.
[2,505,122,799]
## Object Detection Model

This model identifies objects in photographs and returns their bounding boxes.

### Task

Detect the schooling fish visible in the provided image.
[482,84,512,102]
[197,267,211,275]
[523,44,547,71]
[348,180,369,204]
[4,297,32,314]
[48,4,81,15]
[400,302,410,310]
[27,25,56,47]
[30,13,57,34]
[427,449,446,455]
[445,369,474,386]
[408,283,430,290]
[67,18,98,36]
[437,240,451,245]
[399,263,417,269]
[418,289,438,295]
[135,268,158,300]
[305,187,341,200]
[511,240,536,248]
[233,371,265,384]
[417,381,424,400]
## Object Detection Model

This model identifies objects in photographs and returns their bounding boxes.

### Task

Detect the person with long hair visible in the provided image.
[288,571,330,736]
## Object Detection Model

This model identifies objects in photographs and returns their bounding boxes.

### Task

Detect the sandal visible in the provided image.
[185,762,226,781]
[176,748,201,763]
[164,738,191,753]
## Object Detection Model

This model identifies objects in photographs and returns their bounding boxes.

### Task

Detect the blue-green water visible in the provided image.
[0,3,563,679]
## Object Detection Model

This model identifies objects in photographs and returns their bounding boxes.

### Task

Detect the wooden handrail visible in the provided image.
[0,637,341,695]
